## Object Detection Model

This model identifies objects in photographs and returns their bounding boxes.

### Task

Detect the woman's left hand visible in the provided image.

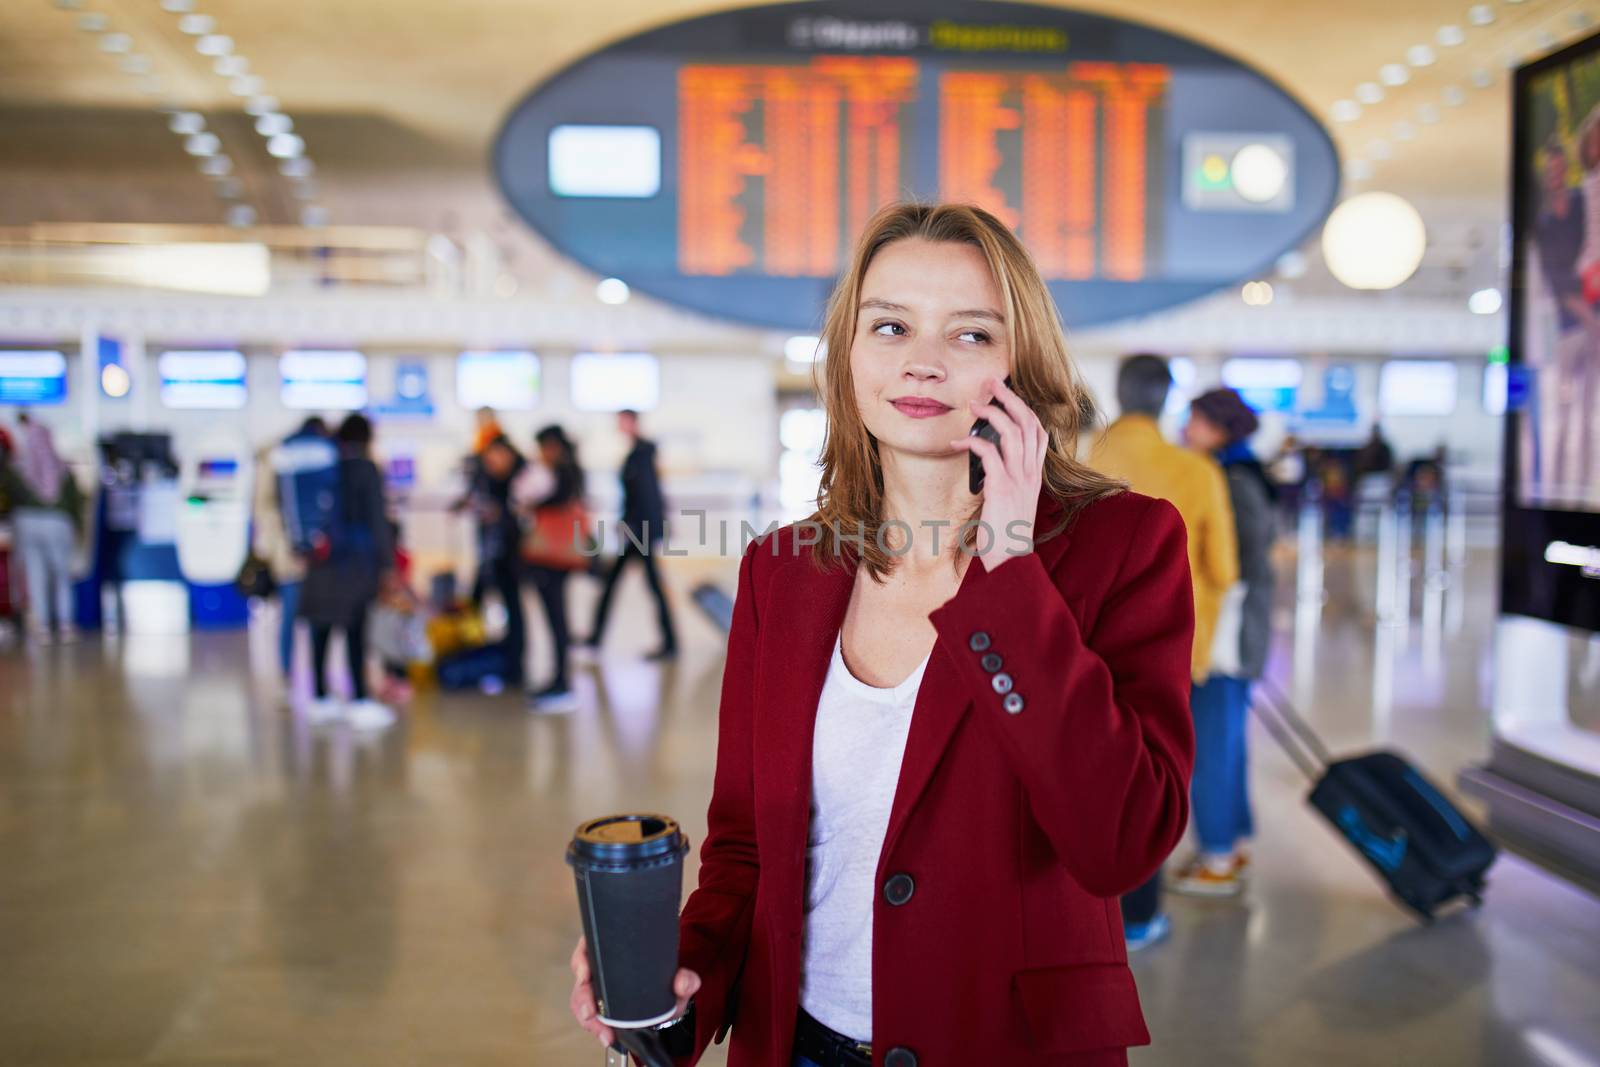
[950,376,1046,572]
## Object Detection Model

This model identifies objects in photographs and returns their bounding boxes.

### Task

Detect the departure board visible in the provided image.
[676,58,1167,283]
[495,0,1340,330]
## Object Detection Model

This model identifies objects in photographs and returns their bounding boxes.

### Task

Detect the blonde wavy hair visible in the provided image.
[811,201,1124,578]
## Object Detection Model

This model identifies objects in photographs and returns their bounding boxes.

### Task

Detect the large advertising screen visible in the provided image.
[1506,32,1600,630]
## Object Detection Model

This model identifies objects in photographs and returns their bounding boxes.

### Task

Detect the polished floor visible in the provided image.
[1,548,1598,1067]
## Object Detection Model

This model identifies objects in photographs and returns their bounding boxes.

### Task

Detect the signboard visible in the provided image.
[0,350,68,406]
[159,349,248,410]
[495,0,1339,330]
[281,349,368,411]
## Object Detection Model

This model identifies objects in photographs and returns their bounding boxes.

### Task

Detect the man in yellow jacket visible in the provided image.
[1090,353,1239,950]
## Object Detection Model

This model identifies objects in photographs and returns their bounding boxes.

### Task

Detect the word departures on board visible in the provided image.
[496,1,1338,331]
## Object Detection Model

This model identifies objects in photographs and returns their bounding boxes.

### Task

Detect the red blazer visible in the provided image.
[678,489,1195,1066]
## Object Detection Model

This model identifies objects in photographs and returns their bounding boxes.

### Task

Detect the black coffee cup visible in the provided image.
[567,813,690,1029]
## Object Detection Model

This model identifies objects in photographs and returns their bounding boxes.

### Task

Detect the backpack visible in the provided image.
[271,433,341,557]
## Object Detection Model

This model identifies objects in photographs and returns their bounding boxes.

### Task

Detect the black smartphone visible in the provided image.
[967,377,1013,495]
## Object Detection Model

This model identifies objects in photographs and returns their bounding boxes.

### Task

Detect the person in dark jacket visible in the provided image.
[299,414,395,729]
[582,409,677,659]
[522,425,586,711]
[1172,388,1276,896]
[474,435,529,687]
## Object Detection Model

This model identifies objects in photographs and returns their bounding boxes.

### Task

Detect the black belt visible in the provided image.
[794,1008,872,1067]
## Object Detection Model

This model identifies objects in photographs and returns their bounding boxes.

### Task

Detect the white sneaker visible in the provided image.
[527,686,580,714]
[306,696,345,723]
[346,699,397,731]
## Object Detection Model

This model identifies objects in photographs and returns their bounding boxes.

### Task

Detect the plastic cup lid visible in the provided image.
[567,813,688,870]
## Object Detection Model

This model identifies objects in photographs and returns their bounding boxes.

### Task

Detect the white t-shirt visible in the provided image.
[800,635,930,1042]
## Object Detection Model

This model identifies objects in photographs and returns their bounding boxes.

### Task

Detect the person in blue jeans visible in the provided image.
[1172,388,1276,896]
[254,417,328,681]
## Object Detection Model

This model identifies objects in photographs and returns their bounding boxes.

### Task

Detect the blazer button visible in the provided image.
[883,873,915,906]
[991,672,1014,694]
[980,652,1002,673]
[1003,692,1025,715]
[968,631,991,652]
[885,1048,918,1067]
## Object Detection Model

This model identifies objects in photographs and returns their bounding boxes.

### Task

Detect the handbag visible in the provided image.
[522,500,596,571]
[235,551,277,600]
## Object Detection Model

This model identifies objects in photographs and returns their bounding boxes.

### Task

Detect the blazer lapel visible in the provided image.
[880,493,1078,862]
[756,553,855,859]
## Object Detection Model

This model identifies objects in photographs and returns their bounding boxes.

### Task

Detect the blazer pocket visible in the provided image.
[1013,963,1151,1053]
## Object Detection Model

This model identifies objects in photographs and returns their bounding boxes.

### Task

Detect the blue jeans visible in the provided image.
[793,1057,824,1067]
[278,580,302,678]
[1191,674,1254,854]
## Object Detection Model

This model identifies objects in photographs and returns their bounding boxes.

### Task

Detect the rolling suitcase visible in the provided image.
[690,581,734,634]
[1252,680,1496,922]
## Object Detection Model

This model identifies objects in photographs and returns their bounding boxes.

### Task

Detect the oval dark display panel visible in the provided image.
[495,0,1340,331]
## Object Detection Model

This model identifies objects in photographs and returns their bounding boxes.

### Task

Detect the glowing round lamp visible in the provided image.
[1320,192,1426,290]
[1231,144,1288,203]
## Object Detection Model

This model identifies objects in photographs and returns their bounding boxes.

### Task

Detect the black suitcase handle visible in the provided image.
[1250,678,1333,783]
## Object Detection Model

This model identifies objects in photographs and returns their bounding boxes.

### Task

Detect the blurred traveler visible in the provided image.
[520,424,589,712]
[1353,423,1395,478]
[255,415,329,680]
[475,435,529,687]
[1090,354,1238,948]
[1171,388,1275,898]
[298,414,395,729]
[11,415,85,644]
[454,407,506,608]
[583,409,678,660]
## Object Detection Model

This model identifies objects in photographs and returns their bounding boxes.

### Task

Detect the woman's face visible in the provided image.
[848,238,1011,465]
[538,440,561,467]
[1183,412,1228,453]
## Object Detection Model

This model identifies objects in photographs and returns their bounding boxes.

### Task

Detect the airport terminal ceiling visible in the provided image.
[0,0,1574,232]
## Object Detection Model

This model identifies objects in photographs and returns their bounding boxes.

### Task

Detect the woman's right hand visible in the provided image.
[569,936,701,1049]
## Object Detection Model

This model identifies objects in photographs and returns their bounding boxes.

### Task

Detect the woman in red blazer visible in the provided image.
[572,203,1195,1066]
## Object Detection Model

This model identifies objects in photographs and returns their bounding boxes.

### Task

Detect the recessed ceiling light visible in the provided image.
[195,33,232,56]
[1443,85,1467,107]
[199,155,233,176]
[279,158,314,179]
[139,77,165,96]
[1379,63,1410,87]
[1407,45,1436,67]
[76,13,108,32]
[160,0,195,11]
[177,13,214,35]
[1437,25,1465,47]
[1356,82,1384,104]
[213,55,248,77]
[1393,122,1417,142]
[244,95,278,117]
[184,132,220,157]
[1469,288,1503,315]
[99,32,133,54]
[596,277,631,305]
[168,111,205,135]
[1418,103,1441,124]
[1471,69,1493,89]
[226,204,257,228]
[52,0,85,9]
[1468,5,1494,26]
[229,75,263,97]
[255,113,292,137]
[267,133,305,159]
[1332,100,1362,123]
